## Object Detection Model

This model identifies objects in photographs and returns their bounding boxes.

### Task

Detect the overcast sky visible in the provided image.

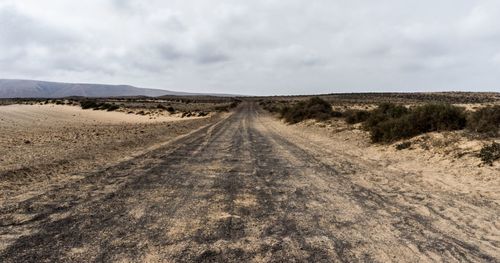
[1,0,499,95]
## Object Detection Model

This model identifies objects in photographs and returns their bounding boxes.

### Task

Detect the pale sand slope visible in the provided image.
[0,104,223,208]
[0,104,192,125]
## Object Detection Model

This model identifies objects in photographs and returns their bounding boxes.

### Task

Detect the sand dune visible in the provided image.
[0,104,183,126]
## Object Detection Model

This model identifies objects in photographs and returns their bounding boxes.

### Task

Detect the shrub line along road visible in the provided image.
[0,102,498,262]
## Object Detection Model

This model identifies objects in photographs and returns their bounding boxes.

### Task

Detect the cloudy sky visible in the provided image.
[1,0,499,95]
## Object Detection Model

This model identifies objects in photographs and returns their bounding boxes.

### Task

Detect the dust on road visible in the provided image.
[0,103,498,262]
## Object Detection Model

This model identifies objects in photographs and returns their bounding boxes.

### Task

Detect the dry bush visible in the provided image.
[479,142,500,166]
[467,105,500,137]
[365,103,466,143]
[80,100,120,111]
[344,110,370,124]
[281,97,333,124]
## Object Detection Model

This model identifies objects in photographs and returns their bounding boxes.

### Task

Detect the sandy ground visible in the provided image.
[295,118,500,204]
[0,102,498,262]
[0,104,222,211]
[0,104,200,124]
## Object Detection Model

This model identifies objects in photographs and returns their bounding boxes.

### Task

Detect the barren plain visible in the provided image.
[0,98,499,262]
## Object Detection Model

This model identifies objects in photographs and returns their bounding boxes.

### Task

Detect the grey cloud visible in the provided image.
[0,6,73,47]
[153,42,230,65]
[0,6,82,75]
[194,45,230,64]
[111,0,133,10]
[1,0,499,95]
[196,52,229,64]
[157,44,184,61]
[267,45,324,68]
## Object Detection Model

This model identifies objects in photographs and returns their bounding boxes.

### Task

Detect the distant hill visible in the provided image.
[0,79,198,98]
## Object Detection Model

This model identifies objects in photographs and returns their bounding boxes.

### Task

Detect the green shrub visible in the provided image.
[81,100,120,111]
[364,103,409,129]
[182,112,193,117]
[369,114,414,142]
[331,111,343,118]
[281,97,333,124]
[263,102,282,113]
[229,101,240,108]
[278,105,290,116]
[166,106,175,113]
[260,100,292,115]
[344,110,370,124]
[410,104,467,132]
[215,105,230,112]
[106,104,120,111]
[80,100,98,109]
[366,103,466,143]
[467,106,500,136]
[99,103,111,110]
[479,142,500,166]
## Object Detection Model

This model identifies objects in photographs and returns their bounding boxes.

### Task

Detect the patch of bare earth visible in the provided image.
[0,104,223,211]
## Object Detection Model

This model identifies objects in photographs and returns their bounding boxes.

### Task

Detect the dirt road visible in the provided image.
[0,103,498,262]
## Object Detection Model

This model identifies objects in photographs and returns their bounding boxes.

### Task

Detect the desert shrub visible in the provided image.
[182,112,193,117]
[213,100,241,112]
[467,106,500,136]
[267,104,281,113]
[369,114,415,142]
[395,141,412,150]
[259,100,292,115]
[281,97,333,124]
[166,106,175,113]
[81,100,120,111]
[229,101,240,108]
[80,100,98,109]
[157,104,166,109]
[215,105,230,112]
[269,103,285,114]
[366,103,466,143]
[364,103,409,129]
[344,110,370,124]
[278,104,290,116]
[99,103,111,110]
[410,104,467,132]
[106,104,120,111]
[331,111,343,118]
[479,142,500,166]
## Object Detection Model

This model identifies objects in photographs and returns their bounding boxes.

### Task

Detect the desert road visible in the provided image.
[0,103,498,262]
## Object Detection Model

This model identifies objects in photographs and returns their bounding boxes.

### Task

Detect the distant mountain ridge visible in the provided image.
[0,79,203,98]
